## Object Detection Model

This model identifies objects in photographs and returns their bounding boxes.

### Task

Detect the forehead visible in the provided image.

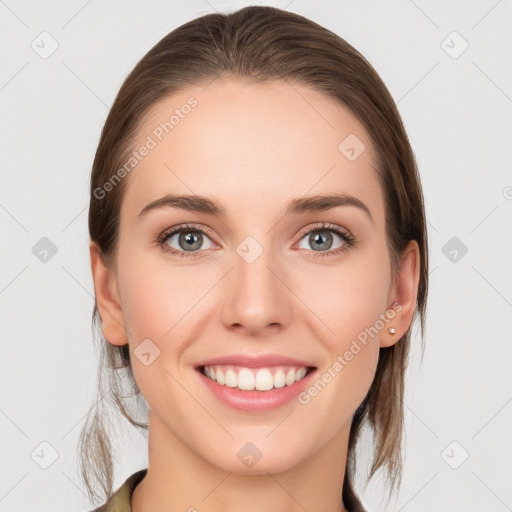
[121,78,384,225]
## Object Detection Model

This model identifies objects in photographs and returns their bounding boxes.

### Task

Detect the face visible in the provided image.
[94,78,409,475]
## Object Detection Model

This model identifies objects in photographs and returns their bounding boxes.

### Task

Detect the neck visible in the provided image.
[131,410,351,512]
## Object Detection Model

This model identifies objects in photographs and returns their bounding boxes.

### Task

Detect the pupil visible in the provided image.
[311,231,332,251]
[180,231,202,251]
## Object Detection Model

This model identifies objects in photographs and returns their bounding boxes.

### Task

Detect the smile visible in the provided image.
[201,364,312,391]
[196,362,317,411]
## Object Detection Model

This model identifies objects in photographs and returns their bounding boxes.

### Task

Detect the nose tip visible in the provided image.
[221,249,291,335]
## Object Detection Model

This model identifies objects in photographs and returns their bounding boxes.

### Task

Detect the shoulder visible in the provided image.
[90,469,147,512]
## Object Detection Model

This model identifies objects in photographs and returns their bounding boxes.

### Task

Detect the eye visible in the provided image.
[156,222,356,259]
[295,222,356,258]
[157,224,216,257]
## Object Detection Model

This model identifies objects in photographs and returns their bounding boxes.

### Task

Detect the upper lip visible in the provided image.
[195,354,316,369]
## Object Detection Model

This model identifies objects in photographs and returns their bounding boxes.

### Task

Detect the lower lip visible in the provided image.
[196,368,316,412]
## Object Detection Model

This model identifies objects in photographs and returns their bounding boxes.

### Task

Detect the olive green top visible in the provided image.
[92,469,147,512]
[92,468,366,511]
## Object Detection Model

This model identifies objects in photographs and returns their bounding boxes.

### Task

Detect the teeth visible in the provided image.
[255,369,273,391]
[216,368,225,385]
[202,365,310,391]
[225,369,237,388]
[238,368,255,390]
[274,369,286,388]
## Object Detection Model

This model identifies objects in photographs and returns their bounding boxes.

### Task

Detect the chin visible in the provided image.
[198,433,312,476]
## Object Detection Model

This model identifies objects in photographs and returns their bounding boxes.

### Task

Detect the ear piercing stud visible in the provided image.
[388,327,396,334]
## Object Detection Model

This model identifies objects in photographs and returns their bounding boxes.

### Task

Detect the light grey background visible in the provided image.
[1,1,511,511]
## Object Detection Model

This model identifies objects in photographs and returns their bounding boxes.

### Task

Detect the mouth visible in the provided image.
[196,364,316,392]
[193,354,318,411]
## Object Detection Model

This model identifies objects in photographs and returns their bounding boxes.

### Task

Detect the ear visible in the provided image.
[89,241,128,346]
[381,240,421,348]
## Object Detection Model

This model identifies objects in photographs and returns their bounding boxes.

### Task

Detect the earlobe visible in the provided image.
[89,241,128,346]
[381,240,421,348]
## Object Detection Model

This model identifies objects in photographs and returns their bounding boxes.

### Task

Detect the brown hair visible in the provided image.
[79,5,428,510]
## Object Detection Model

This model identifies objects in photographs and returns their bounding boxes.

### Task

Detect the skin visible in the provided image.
[90,78,420,512]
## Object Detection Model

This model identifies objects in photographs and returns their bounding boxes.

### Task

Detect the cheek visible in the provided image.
[114,246,221,401]
[298,251,391,351]
[293,255,390,435]
[338,272,390,346]
[115,248,197,406]
[116,246,204,341]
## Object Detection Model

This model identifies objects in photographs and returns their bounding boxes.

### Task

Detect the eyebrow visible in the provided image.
[137,192,373,223]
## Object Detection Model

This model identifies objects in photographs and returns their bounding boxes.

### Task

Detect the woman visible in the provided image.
[80,5,428,511]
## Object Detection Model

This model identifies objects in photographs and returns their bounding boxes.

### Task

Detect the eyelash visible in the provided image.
[156,222,356,259]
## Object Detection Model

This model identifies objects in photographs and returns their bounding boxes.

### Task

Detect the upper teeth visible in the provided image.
[203,365,308,391]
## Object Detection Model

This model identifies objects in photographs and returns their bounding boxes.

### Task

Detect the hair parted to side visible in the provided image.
[79,5,428,509]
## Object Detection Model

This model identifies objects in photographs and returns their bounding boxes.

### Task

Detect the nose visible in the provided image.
[220,243,292,337]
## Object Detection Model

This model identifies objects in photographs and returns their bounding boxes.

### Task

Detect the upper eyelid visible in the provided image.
[297,222,352,238]
[161,223,216,242]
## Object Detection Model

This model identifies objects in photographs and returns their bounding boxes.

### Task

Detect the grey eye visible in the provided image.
[165,230,214,252]
[297,230,345,252]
